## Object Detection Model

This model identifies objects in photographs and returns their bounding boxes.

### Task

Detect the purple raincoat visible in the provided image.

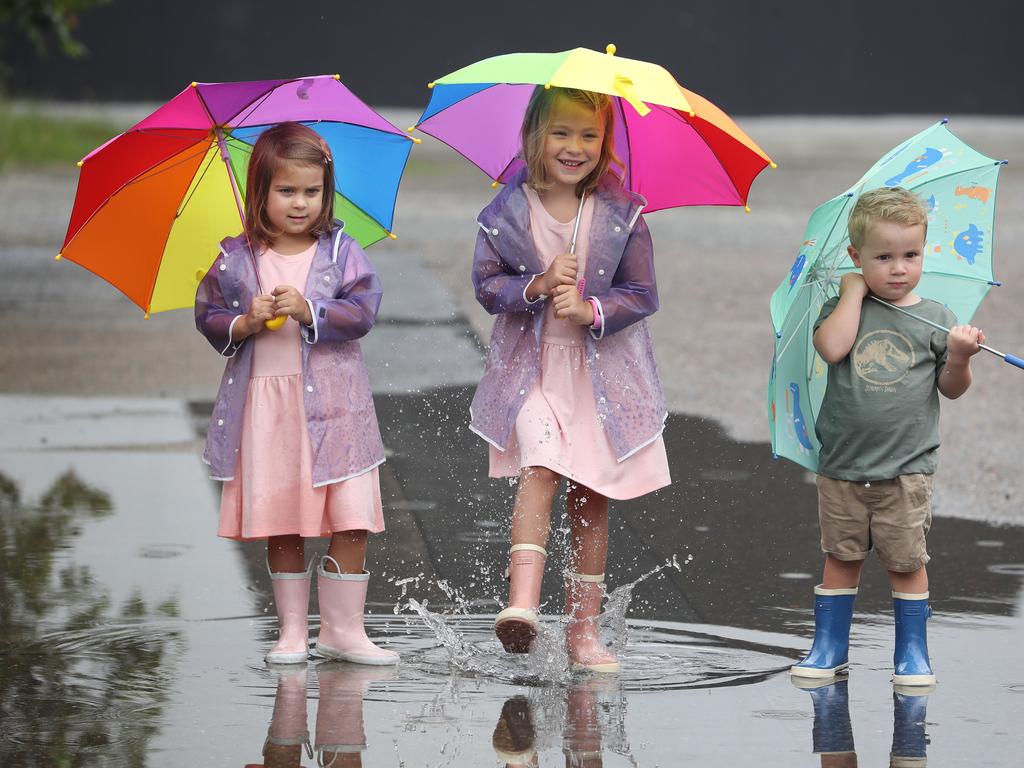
[470,170,667,461]
[195,224,385,486]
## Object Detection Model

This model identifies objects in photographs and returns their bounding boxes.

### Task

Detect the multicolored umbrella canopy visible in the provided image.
[60,75,415,315]
[768,120,1006,471]
[412,45,773,213]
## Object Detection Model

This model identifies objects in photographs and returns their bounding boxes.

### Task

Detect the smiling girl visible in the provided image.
[470,88,671,672]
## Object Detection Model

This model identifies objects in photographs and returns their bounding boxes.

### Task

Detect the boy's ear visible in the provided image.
[847,244,862,268]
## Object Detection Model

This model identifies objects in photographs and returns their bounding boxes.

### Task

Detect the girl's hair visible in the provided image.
[244,121,335,246]
[848,187,928,249]
[520,87,622,197]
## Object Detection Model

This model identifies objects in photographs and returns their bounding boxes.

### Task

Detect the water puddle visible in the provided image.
[2,391,1024,765]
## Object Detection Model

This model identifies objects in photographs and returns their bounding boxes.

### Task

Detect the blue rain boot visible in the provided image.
[892,591,936,687]
[791,585,858,679]
[891,686,931,766]
[801,678,856,758]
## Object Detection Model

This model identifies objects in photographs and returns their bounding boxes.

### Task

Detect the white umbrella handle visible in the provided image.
[868,295,1023,369]
[569,191,586,295]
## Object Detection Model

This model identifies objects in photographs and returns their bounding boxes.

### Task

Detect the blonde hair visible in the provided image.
[520,86,622,197]
[244,122,335,247]
[848,187,928,249]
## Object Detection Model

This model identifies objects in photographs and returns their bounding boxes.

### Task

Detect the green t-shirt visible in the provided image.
[813,297,956,481]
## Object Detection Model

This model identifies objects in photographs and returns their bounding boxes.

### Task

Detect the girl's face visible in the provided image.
[265,161,325,244]
[542,99,605,193]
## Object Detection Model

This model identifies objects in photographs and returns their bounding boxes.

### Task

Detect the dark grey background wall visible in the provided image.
[6,0,1023,113]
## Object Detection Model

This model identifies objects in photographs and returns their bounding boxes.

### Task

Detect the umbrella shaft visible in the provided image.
[868,294,1007,360]
[214,127,264,294]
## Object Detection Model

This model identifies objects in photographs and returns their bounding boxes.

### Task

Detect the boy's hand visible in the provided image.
[552,284,595,326]
[947,324,985,361]
[242,293,276,335]
[839,272,869,298]
[540,252,578,295]
[272,285,314,326]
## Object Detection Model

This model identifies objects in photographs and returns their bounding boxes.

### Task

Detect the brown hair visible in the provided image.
[244,121,335,247]
[848,187,928,249]
[520,86,622,197]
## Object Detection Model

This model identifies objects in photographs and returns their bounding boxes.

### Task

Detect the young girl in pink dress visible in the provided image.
[196,122,397,666]
[471,88,671,672]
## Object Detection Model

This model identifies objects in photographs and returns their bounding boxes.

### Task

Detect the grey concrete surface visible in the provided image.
[1,107,1022,523]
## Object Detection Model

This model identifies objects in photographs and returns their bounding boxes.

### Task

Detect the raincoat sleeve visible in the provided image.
[588,215,659,337]
[302,237,382,345]
[195,256,243,357]
[471,228,542,315]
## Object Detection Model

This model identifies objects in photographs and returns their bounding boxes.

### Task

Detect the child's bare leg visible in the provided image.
[326,530,369,573]
[566,483,609,575]
[268,534,305,572]
[822,554,864,589]
[511,466,561,548]
[888,565,928,594]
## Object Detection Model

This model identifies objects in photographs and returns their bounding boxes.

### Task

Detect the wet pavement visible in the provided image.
[2,113,1024,765]
[2,390,1024,765]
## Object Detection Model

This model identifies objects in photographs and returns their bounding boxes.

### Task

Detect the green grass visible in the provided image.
[0,108,120,170]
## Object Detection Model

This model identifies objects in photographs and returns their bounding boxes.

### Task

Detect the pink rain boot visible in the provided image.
[315,556,399,665]
[266,559,313,665]
[565,573,620,673]
[494,544,547,653]
[262,666,311,762]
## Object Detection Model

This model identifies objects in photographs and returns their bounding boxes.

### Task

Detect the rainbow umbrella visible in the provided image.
[411,45,774,213]
[59,75,416,316]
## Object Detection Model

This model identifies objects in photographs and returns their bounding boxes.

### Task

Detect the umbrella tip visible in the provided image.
[772,452,779,461]
[144,312,150,320]
[544,82,552,90]
[941,117,949,124]
[55,253,62,261]
[770,161,778,169]
[1000,159,1009,165]
[410,136,422,144]
[776,330,782,339]
[388,231,398,240]
[407,125,416,132]
[606,43,617,56]
[689,109,695,117]
[427,81,435,89]
[333,73,341,80]
[76,160,83,167]
[190,81,198,88]
[491,180,500,189]
[744,205,751,213]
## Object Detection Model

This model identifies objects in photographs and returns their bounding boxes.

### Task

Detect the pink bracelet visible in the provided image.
[587,298,602,330]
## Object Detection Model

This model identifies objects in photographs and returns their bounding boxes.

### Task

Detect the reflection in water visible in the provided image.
[0,469,179,766]
[795,678,932,767]
[255,662,393,767]
[492,679,628,768]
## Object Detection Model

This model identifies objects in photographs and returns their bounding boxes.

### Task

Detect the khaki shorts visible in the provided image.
[816,474,933,572]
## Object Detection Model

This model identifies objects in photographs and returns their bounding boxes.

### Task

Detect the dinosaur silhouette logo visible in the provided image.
[853,330,915,385]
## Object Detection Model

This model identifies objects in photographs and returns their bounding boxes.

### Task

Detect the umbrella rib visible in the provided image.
[615,97,633,190]
[62,138,213,254]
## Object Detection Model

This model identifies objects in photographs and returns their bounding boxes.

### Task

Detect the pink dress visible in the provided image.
[488,186,671,500]
[218,243,385,540]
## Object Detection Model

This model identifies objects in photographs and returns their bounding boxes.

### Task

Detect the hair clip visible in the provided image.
[318,137,332,164]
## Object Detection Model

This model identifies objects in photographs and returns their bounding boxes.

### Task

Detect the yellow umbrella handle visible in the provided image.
[264,315,287,330]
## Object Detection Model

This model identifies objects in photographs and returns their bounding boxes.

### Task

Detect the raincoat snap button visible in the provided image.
[228,378,233,384]
[491,228,499,236]
[324,275,331,282]
[219,264,227,271]
[519,265,526,272]
[232,300,239,307]
[519,389,526,395]
[217,419,224,426]
[306,385,314,393]
[614,225,622,232]
[598,269,605,276]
